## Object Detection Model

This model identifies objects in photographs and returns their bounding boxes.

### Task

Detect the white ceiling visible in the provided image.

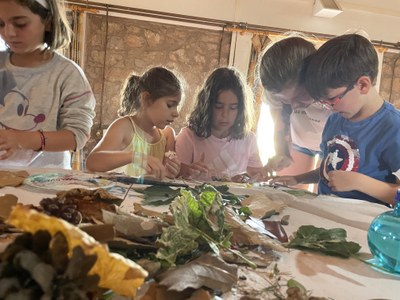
[339,0,400,16]
[92,0,400,44]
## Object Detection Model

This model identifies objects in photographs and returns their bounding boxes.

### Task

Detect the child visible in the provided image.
[271,33,400,206]
[175,67,264,181]
[0,0,95,168]
[86,67,182,179]
[258,35,331,187]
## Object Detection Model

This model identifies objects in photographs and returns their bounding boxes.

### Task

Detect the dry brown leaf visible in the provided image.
[242,193,286,219]
[102,207,169,238]
[0,170,29,187]
[137,282,199,300]
[79,224,116,243]
[221,248,277,268]
[0,194,18,219]
[133,203,174,225]
[224,207,286,252]
[158,253,237,293]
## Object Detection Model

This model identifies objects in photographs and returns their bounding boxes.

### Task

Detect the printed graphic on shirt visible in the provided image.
[0,69,45,130]
[320,135,360,184]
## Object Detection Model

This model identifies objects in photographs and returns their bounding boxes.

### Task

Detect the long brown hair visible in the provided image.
[13,0,72,49]
[187,67,254,139]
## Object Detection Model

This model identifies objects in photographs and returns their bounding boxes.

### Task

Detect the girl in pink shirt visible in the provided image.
[176,67,264,181]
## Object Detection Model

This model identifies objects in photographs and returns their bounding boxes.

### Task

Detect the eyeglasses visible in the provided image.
[319,83,355,109]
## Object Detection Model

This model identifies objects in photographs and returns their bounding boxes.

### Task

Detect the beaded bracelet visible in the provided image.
[38,130,46,151]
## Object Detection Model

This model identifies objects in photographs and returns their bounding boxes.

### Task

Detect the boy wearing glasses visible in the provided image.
[271,33,400,206]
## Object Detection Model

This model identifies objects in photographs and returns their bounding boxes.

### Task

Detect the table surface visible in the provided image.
[1,168,399,300]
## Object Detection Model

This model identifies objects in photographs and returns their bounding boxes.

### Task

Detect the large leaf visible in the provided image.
[156,226,199,265]
[156,185,231,265]
[158,253,237,293]
[135,185,181,206]
[286,225,361,258]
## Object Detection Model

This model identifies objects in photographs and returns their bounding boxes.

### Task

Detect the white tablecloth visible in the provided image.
[1,169,399,300]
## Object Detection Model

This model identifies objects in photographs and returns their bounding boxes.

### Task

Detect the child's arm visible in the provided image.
[86,117,168,179]
[270,168,320,186]
[0,129,76,159]
[86,117,136,172]
[162,126,180,178]
[328,171,398,206]
[267,105,293,172]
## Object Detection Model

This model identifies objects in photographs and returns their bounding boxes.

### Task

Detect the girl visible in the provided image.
[258,35,331,189]
[0,0,95,168]
[86,67,183,179]
[176,67,264,181]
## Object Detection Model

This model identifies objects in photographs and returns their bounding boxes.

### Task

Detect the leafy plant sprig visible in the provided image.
[156,184,256,269]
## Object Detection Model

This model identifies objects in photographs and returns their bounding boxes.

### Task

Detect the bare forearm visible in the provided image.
[270,108,290,157]
[295,169,320,184]
[356,175,398,206]
[274,130,290,157]
[17,129,76,151]
[86,151,133,172]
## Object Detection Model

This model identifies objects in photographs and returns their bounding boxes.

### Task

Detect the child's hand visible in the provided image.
[188,152,208,178]
[0,130,22,159]
[269,175,298,186]
[179,152,208,179]
[165,156,181,178]
[143,155,167,180]
[265,155,292,174]
[327,170,361,192]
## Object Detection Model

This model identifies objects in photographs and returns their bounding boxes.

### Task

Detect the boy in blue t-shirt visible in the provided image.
[271,33,400,206]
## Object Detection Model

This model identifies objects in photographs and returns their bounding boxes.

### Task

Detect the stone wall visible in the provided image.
[81,12,400,157]
[83,13,232,153]
[380,52,400,108]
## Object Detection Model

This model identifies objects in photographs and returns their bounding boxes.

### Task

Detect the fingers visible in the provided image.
[188,154,208,178]
[165,158,181,178]
[0,149,13,160]
[199,152,205,163]
[144,156,166,180]
[269,175,295,186]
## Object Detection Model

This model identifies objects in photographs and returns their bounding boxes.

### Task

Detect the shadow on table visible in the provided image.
[294,250,399,286]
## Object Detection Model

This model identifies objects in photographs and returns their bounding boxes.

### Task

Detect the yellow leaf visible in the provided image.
[6,205,148,297]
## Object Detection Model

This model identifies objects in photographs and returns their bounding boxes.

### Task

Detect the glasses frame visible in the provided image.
[318,82,356,109]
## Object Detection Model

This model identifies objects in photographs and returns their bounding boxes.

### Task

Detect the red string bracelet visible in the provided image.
[38,130,46,151]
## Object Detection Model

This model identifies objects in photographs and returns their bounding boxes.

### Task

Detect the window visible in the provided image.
[256,102,275,165]
[0,37,6,51]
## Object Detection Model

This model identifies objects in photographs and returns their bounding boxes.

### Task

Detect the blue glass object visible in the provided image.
[367,190,400,273]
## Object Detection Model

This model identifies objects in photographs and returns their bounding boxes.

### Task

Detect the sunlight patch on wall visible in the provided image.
[256,102,275,165]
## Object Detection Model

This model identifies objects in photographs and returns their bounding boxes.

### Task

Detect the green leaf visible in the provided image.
[285,225,361,258]
[287,279,306,292]
[156,184,232,265]
[136,185,181,206]
[156,226,199,265]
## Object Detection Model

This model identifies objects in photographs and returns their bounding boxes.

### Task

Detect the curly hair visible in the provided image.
[187,67,254,139]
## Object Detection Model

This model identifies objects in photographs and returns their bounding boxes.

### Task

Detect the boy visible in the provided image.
[271,33,400,206]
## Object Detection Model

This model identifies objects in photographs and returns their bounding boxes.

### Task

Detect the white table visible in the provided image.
[225,186,399,300]
[1,169,399,300]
